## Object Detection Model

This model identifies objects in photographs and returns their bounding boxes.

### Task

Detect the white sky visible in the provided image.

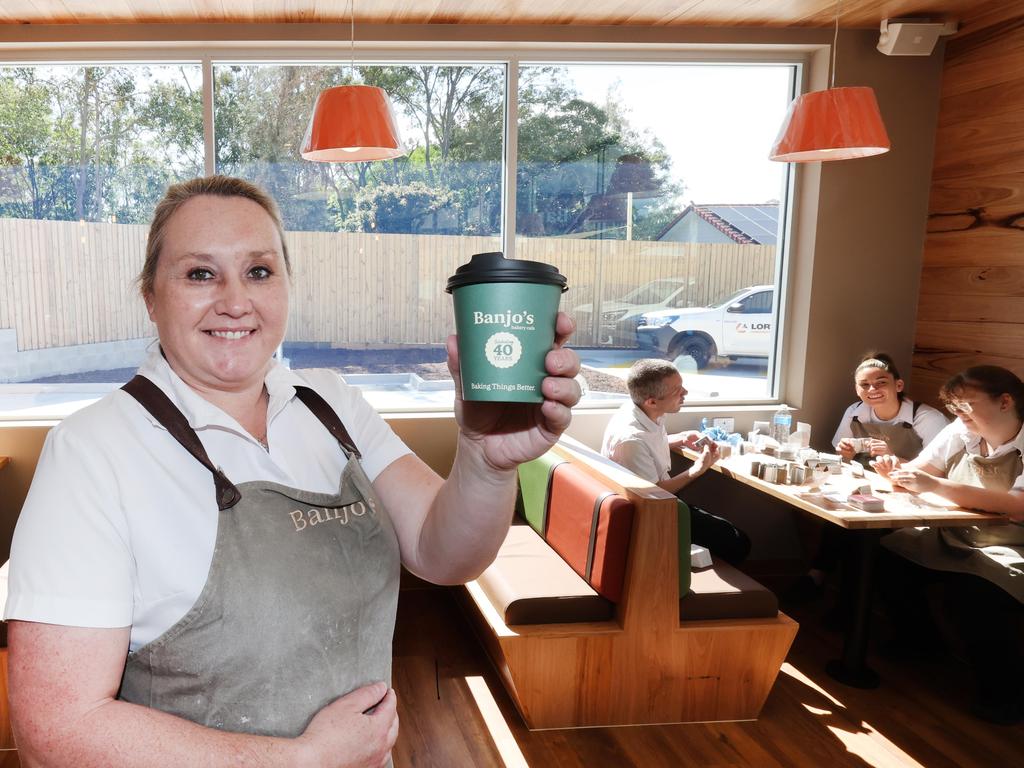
[559,63,793,205]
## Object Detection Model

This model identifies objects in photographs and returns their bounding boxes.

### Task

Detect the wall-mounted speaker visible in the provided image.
[877,19,959,56]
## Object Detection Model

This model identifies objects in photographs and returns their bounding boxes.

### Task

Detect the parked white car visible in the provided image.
[572,277,692,346]
[636,285,775,368]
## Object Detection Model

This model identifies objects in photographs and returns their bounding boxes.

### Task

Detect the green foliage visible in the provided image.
[0,62,680,239]
[0,65,203,223]
[342,182,458,234]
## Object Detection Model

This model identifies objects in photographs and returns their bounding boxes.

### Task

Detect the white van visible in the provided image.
[636,285,774,368]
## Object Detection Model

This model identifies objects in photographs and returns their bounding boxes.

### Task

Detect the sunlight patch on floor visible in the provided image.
[464,675,530,768]
[781,662,844,707]
[781,663,926,768]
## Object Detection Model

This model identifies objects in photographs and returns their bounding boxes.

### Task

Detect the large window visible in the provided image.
[213,62,504,392]
[0,51,796,415]
[0,64,203,402]
[515,64,792,402]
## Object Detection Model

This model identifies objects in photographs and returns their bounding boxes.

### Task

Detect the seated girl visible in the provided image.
[789,353,947,603]
[833,353,948,468]
[873,365,1024,724]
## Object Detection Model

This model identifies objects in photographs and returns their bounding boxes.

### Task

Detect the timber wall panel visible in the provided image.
[913,16,1024,404]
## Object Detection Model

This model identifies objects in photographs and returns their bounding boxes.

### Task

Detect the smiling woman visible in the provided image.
[832,352,948,467]
[2,174,582,766]
[141,178,292,438]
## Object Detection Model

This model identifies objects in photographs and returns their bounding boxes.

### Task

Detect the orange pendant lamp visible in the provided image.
[300,0,405,163]
[301,84,404,163]
[769,86,890,162]
[769,1,890,163]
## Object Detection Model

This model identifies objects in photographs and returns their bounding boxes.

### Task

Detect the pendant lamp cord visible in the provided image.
[349,0,356,83]
[830,0,840,89]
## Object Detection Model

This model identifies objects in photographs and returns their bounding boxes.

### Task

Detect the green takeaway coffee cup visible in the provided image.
[446,252,568,403]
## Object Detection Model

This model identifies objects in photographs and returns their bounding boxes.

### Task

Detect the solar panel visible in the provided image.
[705,204,779,245]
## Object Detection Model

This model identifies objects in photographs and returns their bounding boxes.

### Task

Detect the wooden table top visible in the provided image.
[677,448,1006,530]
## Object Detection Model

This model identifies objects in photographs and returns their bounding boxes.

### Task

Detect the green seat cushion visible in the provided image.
[516,451,567,535]
[677,499,692,598]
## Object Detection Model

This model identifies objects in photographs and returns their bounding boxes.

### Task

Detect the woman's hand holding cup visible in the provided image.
[446,311,581,472]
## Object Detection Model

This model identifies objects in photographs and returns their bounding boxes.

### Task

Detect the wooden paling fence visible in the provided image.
[0,218,775,351]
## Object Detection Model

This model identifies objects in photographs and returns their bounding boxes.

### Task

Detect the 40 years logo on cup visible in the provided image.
[484,332,522,369]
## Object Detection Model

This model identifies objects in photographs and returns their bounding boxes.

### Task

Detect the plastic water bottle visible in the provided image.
[771,405,792,445]
[700,417,709,432]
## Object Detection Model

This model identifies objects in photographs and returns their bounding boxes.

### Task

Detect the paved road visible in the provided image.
[573,347,771,400]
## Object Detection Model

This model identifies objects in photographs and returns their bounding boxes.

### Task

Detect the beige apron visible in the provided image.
[116,375,401,737]
[849,401,924,468]
[883,444,1024,602]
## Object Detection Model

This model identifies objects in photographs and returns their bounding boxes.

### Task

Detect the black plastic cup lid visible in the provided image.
[445,251,568,293]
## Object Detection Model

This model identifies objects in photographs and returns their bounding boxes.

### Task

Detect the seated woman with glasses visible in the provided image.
[872,365,1024,725]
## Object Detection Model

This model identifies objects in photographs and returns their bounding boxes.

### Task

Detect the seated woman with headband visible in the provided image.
[834,353,947,468]
[787,353,946,606]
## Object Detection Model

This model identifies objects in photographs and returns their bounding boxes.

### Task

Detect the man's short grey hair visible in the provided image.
[626,359,680,406]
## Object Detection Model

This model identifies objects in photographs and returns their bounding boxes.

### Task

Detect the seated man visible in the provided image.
[601,359,751,565]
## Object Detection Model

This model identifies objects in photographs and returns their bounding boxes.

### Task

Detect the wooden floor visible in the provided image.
[392,586,1024,768]
[0,587,1017,768]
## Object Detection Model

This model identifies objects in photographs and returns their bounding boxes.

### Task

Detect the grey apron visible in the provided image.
[116,375,401,737]
[883,444,1024,602]
[849,400,924,468]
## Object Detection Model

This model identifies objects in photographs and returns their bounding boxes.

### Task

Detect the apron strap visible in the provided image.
[293,386,362,459]
[122,376,242,511]
[903,400,921,427]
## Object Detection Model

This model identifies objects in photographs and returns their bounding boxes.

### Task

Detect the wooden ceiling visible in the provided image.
[0,1,1018,36]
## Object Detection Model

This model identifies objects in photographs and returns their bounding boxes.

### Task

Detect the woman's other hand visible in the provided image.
[870,454,902,478]
[837,438,857,461]
[296,682,399,768]
[447,311,581,471]
[867,438,893,457]
[887,467,940,494]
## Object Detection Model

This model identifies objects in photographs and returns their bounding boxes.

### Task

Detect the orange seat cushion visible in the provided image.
[544,462,634,603]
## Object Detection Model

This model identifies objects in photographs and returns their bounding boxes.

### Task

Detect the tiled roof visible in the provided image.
[657,203,779,245]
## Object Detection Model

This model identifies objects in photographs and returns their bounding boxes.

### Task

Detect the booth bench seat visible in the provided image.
[475,523,614,625]
[459,438,797,730]
[478,520,779,627]
[683,560,779,621]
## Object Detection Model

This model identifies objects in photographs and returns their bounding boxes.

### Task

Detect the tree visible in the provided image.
[515,67,682,240]
[0,70,52,218]
[0,62,678,238]
[0,64,204,224]
[343,182,458,233]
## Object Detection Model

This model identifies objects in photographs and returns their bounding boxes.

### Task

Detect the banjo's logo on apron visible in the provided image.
[289,497,378,532]
[970,458,1007,478]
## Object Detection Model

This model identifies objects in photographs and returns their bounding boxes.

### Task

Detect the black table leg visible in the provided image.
[826,528,883,689]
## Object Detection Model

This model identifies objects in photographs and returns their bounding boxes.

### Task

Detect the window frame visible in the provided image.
[0,36,808,419]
